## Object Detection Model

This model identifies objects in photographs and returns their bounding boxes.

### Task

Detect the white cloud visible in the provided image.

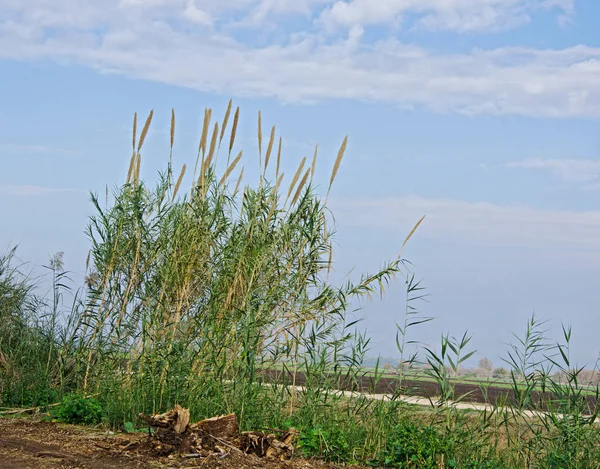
[0,185,82,196]
[183,2,213,26]
[330,195,600,250]
[0,0,597,117]
[0,143,78,155]
[504,158,600,183]
[318,0,574,33]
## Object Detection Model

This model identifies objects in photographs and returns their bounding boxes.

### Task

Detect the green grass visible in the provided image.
[1,102,600,469]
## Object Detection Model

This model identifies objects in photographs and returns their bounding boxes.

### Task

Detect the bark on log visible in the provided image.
[189,413,239,438]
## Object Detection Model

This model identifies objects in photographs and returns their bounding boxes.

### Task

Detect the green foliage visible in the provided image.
[372,421,451,468]
[55,393,103,425]
[298,425,353,462]
[0,248,60,408]
[123,421,135,433]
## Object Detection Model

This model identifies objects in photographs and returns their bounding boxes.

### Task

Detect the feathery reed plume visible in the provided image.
[200,108,212,158]
[219,150,243,186]
[170,109,175,150]
[126,152,136,184]
[134,152,141,183]
[172,164,186,201]
[397,215,426,260]
[234,167,244,194]
[170,108,175,150]
[132,112,137,152]
[273,171,284,194]
[195,108,212,189]
[328,135,347,193]
[203,122,219,174]
[258,110,263,165]
[276,136,282,179]
[291,168,310,206]
[219,99,232,148]
[137,110,154,153]
[228,106,239,161]
[264,125,275,175]
[127,113,138,183]
[311,143,318,182]
[169,108,176,171]
[287,157,307,201]
[327,242,333,275]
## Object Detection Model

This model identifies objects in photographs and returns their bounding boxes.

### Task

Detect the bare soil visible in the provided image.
[0,417,349,469]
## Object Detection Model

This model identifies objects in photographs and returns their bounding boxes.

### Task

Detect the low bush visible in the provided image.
[55,393,103,425]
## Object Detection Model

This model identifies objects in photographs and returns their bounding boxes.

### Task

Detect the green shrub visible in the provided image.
[372,420,454,469]
[55,393,103,425]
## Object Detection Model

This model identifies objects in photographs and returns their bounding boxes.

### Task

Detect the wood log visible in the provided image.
[190,413,239,438]
[139,404,189,433]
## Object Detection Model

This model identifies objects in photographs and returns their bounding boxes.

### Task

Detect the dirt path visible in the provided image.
[0,417,343,469]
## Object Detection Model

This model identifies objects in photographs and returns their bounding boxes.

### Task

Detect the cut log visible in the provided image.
[173,407,190,434]
[190,413,239,439]
[139,404,190,433]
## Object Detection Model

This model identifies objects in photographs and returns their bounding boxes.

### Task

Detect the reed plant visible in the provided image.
[2,102,600,468]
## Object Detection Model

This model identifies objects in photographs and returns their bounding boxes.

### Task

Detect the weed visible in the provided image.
[55,393,103,425]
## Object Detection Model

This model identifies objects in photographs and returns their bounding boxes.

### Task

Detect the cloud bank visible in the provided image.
[1,0,599,117]
[330,195,600,251]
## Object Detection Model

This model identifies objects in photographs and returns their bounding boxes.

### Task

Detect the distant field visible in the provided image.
[259,365,600,406]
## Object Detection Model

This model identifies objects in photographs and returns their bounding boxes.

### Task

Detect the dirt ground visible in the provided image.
[0,417,349,469]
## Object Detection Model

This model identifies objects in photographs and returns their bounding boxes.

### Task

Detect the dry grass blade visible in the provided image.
[234,167,244,194]
[276,137,282,178]
[172,164,186,201]
[137,110,154,153]
[328,135,347,191]
[264,125,275,174]
[170,108,175,151]
[229,107,239,159]
[291,168,310,206]
[219,150,243,186]
[219,99,232,147]
[287,157,307,201]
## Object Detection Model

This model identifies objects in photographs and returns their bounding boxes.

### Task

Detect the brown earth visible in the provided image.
[259,369,599,412]
[0,417,352,469]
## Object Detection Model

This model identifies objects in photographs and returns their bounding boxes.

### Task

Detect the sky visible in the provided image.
[1,0,600,369]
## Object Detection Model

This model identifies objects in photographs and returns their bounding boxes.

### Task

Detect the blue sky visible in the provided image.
[2,0,600,368]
